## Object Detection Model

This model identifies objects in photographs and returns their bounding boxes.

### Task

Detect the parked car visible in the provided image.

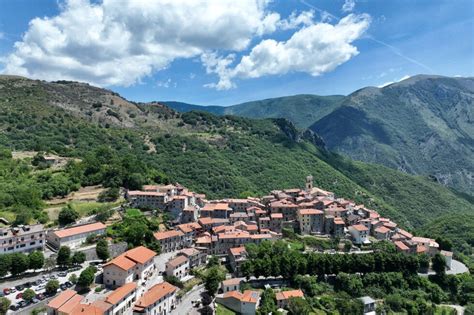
[36,293,45,300]
[15,284,25,291]
[16,292,23,299]
[3,288,10,295]
[64,281,73,288]
[59,284,67,291]
[58,271,68,277]
[50,275,57,279]
[10,288,16,293]
[32,298,39,304]
[36,284,45,291]
[9,304,18,311]
[18,300,27,308]
[24,282,33,288]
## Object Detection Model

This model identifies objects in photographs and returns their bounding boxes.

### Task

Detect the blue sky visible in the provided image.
[0,0,473,105]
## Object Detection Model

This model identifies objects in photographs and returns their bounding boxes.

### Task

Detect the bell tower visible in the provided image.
[305,175,313,191]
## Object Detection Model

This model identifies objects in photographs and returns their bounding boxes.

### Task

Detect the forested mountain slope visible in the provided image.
[0,76,472,243]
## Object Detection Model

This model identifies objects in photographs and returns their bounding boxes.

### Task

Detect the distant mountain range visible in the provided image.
[164,75,474,195]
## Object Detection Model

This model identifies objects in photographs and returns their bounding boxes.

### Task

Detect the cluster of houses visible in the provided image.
[3,176,454,315]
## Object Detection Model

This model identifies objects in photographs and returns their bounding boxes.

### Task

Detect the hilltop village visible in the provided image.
[0,176,458,315]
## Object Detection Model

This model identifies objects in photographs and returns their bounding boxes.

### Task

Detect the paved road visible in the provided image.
[171,284,205,315]
[419,259,469,277]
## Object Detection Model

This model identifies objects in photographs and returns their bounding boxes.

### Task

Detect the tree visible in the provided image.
[207,255,219,268]
[258,288,278,315]
[13,210,32,226]
[10,253,29,275]
[204,266,225,296]
[22,288,35,301]
[163,275,184,289]
[0,297,10,315]
[96,239,110,261]
[432,253,446,276]
[71,252,86,265]
[28,251,44,271]
[45,279,59,295]
[288,297,311,315]
[57,246,71,267]
[69,273,78,284]
[0,255,12,277]
[98,187,120,202]
[44,257,56,271]
[78,266,96,288]
[58,205,79,226]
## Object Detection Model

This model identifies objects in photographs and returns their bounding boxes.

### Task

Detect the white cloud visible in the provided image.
[342,0,356,13]
[204,14,371,90]
[277,10,315,30]
[378,74,411,88]
[2,0,281,86]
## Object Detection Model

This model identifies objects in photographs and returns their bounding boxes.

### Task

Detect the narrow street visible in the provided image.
[171,284,205,315]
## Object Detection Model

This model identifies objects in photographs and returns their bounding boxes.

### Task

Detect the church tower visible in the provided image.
[305,175,313,191]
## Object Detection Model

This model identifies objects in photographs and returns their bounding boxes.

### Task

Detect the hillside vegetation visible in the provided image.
[0,76,472,251]
[166,75,474,195]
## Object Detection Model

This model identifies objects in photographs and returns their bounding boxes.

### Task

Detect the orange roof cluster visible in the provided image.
[222,278,244,286]
[54,222,106,238]
[135,282,177,308]
[275,289,304,300]
[270,213,284,219]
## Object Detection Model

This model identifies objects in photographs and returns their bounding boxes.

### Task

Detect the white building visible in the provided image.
[133,281,177,315]
[216,290,260,315]
[103,246,156,289]
[0,224,45,254]
[46,222,106,250]
[153,230,185,253]
[165,256,189,280]
[221,278,244,293]
[349,224,370,245]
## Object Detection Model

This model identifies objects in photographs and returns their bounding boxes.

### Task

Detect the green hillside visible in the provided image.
[0,76,472,250]
[164,94,344,128]
[311,75,474,195]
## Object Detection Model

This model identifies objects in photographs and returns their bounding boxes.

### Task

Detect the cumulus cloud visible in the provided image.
[2,0,281,86]
[204,14,371,90]
[342,0,356,13]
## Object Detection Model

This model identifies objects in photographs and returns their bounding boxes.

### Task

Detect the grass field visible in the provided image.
[215,303,236,315]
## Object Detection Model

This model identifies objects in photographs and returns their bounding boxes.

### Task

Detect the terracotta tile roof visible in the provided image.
[105,282,137,305]
[229,246,247,256]
[394,241,409,251]
[103,254,136,271]
[125,246,156,264]
[198,217,213,225]
[416,245,428,253]
[275,289,304,300]
[167,255,188,268]
[222,278,244,286]
[179,248,201,257]
[58,294,83,313]
[398,229,413,239]
[70,303,107,315]
[250,234,272,239]
[375,226,391,234]
[218,232,251,240]
[104,246,156,271]
[351,224,369,232]
[53,222,106,238]
[223,290,259,303]
[90,300,113,312]
[47,289,78,309]
[298,209,323,215]
[383,222,397,229]
[270,213,284,219]
[135,282,177,308]
[196,235,212,244]
[154,230,184,240]
[127,191,166,197]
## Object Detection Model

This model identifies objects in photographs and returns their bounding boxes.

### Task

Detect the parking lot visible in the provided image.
[1,265,88,313]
